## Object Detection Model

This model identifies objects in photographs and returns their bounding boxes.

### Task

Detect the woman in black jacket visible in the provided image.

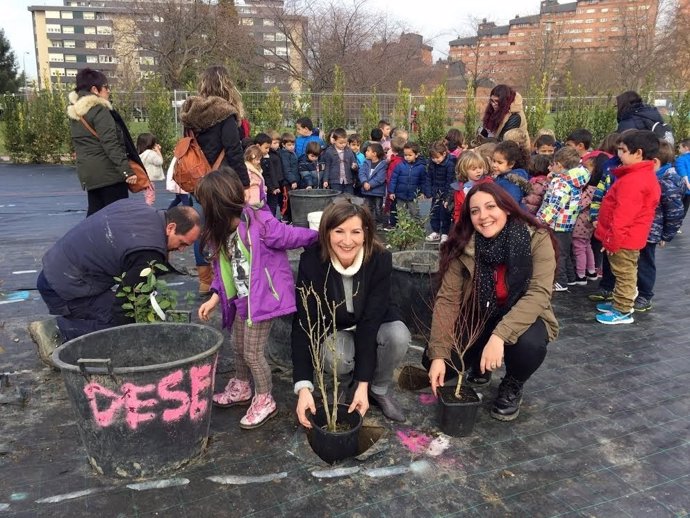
[291,198,411,426]
[180,66,249,294]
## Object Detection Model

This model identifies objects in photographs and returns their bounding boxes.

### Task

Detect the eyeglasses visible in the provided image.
[490,97,500,105]
[333,195,365,206]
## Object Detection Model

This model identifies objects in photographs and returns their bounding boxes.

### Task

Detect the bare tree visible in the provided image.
[451,17,498,91]
[120,0,258,89]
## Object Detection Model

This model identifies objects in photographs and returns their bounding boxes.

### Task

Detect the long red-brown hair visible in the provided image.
[439,182,557,278]
[482,84,516,134]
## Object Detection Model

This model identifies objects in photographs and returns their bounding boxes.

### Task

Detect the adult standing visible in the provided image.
[292,199,411,426]
[29,200,200,354]
[479,84,529,142]
[67,68,143,216]
[615,90,674,144]
[425,182,559,421]
[180,65,250,295]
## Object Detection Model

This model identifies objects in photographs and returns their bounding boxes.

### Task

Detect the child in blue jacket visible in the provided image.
[358,142,387,225]
[297,141,325,189]
[388,142,427,227]
[491,140,530,208]
[424,141,456,243]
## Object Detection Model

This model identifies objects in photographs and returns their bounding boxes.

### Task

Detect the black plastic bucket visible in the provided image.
[308,404,362,464]
[391,250,440,336]
[52,323,223,478]
[289,189,339,227]
[437,385,482,437]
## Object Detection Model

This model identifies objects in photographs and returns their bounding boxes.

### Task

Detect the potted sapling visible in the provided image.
[297,283,362,464]
[436,283,492,437]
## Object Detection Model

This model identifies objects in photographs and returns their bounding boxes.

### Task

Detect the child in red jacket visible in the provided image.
[448,150,489,224]
[594,130,661,325]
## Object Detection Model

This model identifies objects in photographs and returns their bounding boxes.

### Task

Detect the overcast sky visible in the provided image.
[3,0,547,79]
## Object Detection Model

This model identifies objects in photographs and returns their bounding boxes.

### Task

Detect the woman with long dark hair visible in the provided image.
[615,90,673,144]
[480,84,529,142]
[425,182,559,421]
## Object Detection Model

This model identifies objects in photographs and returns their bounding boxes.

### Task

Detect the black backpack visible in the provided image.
[638,113,675,145]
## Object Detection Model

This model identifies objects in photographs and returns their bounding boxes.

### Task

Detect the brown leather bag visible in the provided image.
[78,117,151,193]
[172,129,225,194]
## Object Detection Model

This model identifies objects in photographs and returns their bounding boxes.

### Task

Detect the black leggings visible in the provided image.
[87,182,129,216]
[423,318,549,383]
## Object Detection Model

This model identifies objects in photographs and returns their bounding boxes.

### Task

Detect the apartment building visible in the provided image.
[448,0,659,85]
[29,0,305,91]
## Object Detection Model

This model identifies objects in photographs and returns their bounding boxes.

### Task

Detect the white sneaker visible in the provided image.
[440,234,449,244]
[425,232,441,242]
[553,282,569,292]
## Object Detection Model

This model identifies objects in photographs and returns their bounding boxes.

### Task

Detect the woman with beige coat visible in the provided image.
[425,182,558,421]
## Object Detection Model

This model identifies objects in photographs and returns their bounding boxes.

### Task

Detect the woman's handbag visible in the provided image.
[78,117,151,193]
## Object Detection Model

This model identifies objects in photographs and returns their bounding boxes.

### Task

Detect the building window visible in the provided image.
[63,26,75,34]
[85,41,97,48]
[275,32,286,41]
[96,13,109,20]
[49,40,62,48]
[61,11,73,19]
[601,8,608,13]
[84,26,96,34]
[86,55,98,63]
[46,10,60,18]
[241,18,254,25]
[99,55,115,63]
[97,26,112,35]
[139,56,155,66]
[263,19,274,26]
[98,41,112,49]
[48,53,64,62]
[50,67,65,76]
[63,40,76,48]
[263,48,273,55]
[65,55,77,62]
[264,73,276,83]
[46,24,62,33]
[275,47,287,56]
[66,69,78,77]
[83,11,95,20]
[264,62,276,69]
[263,33,275,41]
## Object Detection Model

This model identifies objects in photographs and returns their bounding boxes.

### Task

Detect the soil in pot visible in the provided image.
[437,385,482,437]
[308,404,363,464]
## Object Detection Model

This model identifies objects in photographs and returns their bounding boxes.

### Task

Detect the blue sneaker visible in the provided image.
[596,309,634,325]
[596,302,614,313]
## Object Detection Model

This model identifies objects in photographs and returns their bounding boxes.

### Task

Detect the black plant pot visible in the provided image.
[437,385,482,437]
[308,404,363,464]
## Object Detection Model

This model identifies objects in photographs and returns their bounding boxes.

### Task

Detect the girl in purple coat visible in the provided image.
[196,169,318,429]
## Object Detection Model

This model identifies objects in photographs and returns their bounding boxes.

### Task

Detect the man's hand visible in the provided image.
[348,382,369,418]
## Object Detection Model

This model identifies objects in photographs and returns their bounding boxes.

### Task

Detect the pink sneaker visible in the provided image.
[213,378,252,408]
[239,393,277,429]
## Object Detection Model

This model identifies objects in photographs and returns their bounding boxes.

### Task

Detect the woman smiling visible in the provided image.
[291,197,411,427]
[426,182,559,422]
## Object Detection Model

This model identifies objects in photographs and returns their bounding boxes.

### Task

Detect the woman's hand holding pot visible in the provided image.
[296,388,316,429]
[348,381,369,417]
[428,358,446,397]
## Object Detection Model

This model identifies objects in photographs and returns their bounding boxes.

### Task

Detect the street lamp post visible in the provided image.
[543,21,554,104]
[22,51,30,91]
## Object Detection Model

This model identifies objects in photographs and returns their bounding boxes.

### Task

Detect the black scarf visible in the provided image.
[474,218,533,320]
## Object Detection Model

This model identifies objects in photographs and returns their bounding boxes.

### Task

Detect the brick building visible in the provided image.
[448,0,659,88]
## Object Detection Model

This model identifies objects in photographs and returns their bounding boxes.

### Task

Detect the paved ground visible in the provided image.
[0,164,689,517]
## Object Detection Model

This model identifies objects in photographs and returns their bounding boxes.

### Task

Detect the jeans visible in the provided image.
[37,271,118,340]
[168,194,193,209]
[363,195,384,225]
[330,183,354,195]
[422,318,549,383]
[267,191,283,220]
[636,242,656,300]
[86,182,128,217]
[192,200,207,266]
[429,197,451,235]
[554,231,575,285]
[608,248,640,313]
[322,321,411,394]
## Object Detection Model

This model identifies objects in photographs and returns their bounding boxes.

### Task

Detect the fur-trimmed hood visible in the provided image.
[67,90,112,120]
[180,95,239,132]
[508,92,524,114]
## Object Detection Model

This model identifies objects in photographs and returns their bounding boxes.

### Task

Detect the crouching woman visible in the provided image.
[291,198,411,426]
[425,182,559,421]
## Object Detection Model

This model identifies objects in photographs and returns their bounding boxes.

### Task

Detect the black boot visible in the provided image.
[465,366,492,386]
[491,375,524,421]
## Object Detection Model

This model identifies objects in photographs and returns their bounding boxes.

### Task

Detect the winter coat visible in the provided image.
[537,166,590,232]
[648,164,685,243]
[494,168,530,208]
[595,160,661,253]
[280,148,299,186]
[139,149,165,181]
[179,95,249,187]
[572,185,597,240]
[210,205,318,328]
[42,199,167,300]
[590,156,621,222]
[261,149,285,192]
[291,245,401,384]
[322,146,358,187]
[522,175,549,215]
[358,159,388,197]
[297,156,323,188]
[675,153,690,195]
[389,158,427,201]
[616,102,666,134]
[295,133,324,159]
[485,92,529,142]
[245,161,266,205]
[67,91,133,191]
[424,155,456,199]
[427,226,559,360]
[449,177,493,223]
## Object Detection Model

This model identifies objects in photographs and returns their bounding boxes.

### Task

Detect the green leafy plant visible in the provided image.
[553,72,589,142]
[669,89,690,142]
[291,89,313,123]
[322,65,346,131]
[259,87,284,132]
[393,80,411,131]
[463,82,479,145]
[416,84,447,155]
[115,262,189,323]
[144,76,176,159]
[360,88,381,137]
[525,73,549,139]
[386,202,426,251]
[587,96,617,147]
